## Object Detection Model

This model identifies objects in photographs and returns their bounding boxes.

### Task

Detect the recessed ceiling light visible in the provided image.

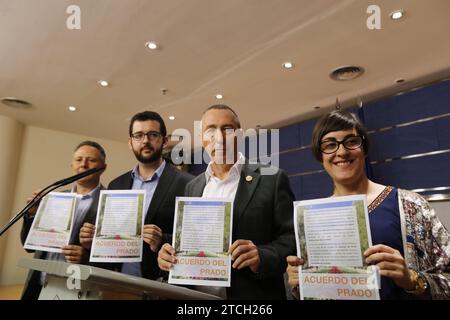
[169,116,175,120]
[390,10,404,20]
[145,41,158,50]
[68,106,77,112]
[98,80,109,87]
[1,97,32,109]
[330,65,365,81]
[215,94,223,100]
[282,62,294,69]
[313,106,321,110]
[395,79,405,84]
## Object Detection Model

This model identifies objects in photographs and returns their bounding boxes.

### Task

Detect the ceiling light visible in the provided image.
[390,10,404,20]
[313,106,321,110]
[215,94,223,100]
[1,97,32,109]
[145,41,158,50]
[169,116,175,120]
[282,62,294,69]
[68,106,77,112]
[395,79,405,84]
[98,80,109,87]
[330,65,365,81]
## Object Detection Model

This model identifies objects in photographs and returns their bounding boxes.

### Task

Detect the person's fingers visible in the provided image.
[236,256,259,270]
[228,239,250,255]
[63,245,78,250]
[233,253,258,270]
[287,255,303,266]
[365,252,398,265]
[287,264,299,274]
[157,257,173,271]
[162,243,176,255]
[81,223,95,230]
[379,269,403,279]
[143,234,162,246]
[376,261,400,272]
[364,244,397,257]
[26,189,42,203]
[65,256,81,263]
[230,244,252,261]
[79,231,94,239]
[143,228,162,239]
[143,224,162,233]
[232,249,256,269]
[157,244,177,271]
[229,241,256,260]
[143,234,161,242]
[62,245,82,254]
[288,275,300,289]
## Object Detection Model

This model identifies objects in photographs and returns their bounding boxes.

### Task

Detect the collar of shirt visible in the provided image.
[131,160,166,183]
[71,183,102,199]
[205,152,245,182]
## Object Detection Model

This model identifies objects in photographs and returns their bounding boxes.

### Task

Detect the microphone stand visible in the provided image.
[0,166,105,237]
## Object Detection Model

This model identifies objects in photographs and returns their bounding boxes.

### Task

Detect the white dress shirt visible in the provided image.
[202,152,245,199]
[195,152,245,299]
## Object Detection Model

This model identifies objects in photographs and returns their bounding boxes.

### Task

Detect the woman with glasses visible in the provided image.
[286,110,450,300]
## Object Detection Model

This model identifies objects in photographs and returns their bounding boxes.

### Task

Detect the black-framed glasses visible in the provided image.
[130,131,162,141]
[320,135,364,154]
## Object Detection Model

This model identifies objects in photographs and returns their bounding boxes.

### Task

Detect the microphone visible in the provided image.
[52,166,106,187]
[0,165,106,237]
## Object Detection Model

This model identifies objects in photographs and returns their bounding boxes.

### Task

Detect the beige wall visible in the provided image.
[0,115,24,284]
[0,122,136,286]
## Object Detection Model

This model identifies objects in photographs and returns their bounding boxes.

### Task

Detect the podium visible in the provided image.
[18,258,222,300]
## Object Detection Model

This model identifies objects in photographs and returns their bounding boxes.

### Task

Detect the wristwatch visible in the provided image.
[405,270,428,295]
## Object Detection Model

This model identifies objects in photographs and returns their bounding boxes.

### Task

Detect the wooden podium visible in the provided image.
[18,258,221,300]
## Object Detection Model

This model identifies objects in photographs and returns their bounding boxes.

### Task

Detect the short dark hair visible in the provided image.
[129,111,167,137]
[311,110,369,162]
[203,104,241,128]
[74,141,106,162]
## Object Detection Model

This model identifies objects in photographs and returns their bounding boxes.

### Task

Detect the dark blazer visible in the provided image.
[185,163,296,300]
[99,163,193,280]
[20,187,102,300]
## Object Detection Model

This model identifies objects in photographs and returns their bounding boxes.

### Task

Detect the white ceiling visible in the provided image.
[1,0,450,147]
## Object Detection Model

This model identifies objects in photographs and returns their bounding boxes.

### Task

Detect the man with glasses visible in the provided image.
[79,111,193,283]
[157,104,296,299]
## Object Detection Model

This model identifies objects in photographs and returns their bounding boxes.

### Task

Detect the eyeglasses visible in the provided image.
[130,131,162,141]
[320,135,364,154]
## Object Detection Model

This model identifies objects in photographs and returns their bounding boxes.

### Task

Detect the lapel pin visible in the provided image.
[245,175,253,183]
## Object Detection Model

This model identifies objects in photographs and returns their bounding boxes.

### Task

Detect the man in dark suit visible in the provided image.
[20,141,107,300]
[80,111,193,281]
[158,105,296,299]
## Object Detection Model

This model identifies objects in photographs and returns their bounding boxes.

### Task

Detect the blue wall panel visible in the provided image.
[371,153,450,190]
[298,118,317,147]
[279,124,300,151]
[369,121,442,161]
[437,117,450,149]
[289,172,333,201]
[363,80,450,130]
